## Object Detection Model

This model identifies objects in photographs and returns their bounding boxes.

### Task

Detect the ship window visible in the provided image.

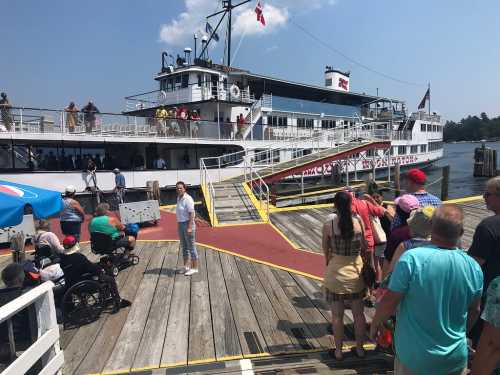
[398,146,407,155]
[426,124,432,132]
[292,149,312,159]
[254,149,279,163]
[410,145,418,154]
[421,123,426,132]
[160,80,166,91]
[297,118,313,129]
[420,144,427,153]
[181,74,189,88]
[390,147,395,155]
[197,74,202,87]
[278,116,287,127]
[321,119,336,129]
[366,149,374,157]
[429,141,443,151]
[325,78,332,86]
[167,78,173,92]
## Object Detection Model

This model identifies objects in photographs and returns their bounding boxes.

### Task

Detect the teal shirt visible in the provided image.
[89,215,120,240]
[389,246,483,375]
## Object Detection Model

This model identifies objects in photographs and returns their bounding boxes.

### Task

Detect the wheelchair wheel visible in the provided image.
[130,255,140,265]
[62,280,104,326]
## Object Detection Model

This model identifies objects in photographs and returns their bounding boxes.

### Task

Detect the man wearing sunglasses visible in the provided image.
[468,176,500,348]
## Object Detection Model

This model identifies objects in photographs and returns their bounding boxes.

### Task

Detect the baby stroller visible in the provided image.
[90,228,139,277]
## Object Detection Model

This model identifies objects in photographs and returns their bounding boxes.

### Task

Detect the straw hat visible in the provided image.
[407,206,435,238]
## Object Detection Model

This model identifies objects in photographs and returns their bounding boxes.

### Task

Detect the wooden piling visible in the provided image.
[441,165,450,201]
[474,143,497,177]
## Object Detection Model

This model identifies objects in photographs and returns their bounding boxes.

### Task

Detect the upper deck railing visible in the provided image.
[124,81,256,111]
[410,111,441,123]
[0,106,376,143]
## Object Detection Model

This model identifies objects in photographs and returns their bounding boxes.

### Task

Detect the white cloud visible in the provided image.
[159,0,337,46]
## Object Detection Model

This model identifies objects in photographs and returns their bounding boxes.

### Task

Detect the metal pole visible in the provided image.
[301,172,304,195]
[227,0,232,67]
[441,165,450,201]
[387,148,391,182]
[345,159,349,186]
[395,162,401,197]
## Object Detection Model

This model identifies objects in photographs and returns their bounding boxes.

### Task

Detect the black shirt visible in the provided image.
[59,253,102,286]
[468,214,500,291]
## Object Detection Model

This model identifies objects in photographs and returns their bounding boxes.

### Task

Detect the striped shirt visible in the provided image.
[391,191,441,230]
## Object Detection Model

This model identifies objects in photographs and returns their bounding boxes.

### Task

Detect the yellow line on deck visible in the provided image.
[445,195,483,203]
[241,182,269,222]
[270,203,334,213]
[98,344,379,374]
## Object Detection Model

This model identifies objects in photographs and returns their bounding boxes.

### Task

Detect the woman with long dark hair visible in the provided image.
[322,191,368,360]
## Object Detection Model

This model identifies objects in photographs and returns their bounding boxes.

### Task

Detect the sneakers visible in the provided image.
[177,266,190,274]
[112,299,132,314]
[184,268,198,276]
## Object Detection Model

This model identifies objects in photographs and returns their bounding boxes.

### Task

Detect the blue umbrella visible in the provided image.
[0,180,62,228]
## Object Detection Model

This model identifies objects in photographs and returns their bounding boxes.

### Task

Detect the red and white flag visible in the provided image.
[255,1,266,26]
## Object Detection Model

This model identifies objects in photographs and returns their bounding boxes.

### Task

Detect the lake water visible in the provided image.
[422,142,500,199]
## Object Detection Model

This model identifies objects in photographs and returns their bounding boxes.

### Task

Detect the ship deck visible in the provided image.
[0,196,488,374]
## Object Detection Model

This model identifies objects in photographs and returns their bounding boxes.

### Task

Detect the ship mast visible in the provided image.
[199,0,251,67]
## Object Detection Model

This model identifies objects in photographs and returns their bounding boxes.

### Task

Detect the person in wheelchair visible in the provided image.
[89,203,136,252]
[33,219,64,258]
[59,235,131,312]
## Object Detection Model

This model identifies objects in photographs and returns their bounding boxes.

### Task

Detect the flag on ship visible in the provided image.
[418,87,430,109]
[205,22,219,41]
[255,1,266,26]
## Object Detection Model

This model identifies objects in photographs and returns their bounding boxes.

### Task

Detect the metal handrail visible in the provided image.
[244,165,270,222]
[201,121,391,181]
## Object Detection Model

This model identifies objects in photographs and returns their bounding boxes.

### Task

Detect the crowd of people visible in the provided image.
[322,169,500,374]
[3,166,500,373]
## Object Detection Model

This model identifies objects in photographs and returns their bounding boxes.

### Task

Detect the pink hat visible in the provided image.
[394,194,420,213]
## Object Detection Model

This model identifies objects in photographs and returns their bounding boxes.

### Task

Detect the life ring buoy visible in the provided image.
[230,84,240,99]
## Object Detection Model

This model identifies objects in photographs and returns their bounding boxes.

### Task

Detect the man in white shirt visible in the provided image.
[155,157,166,169]
[175,181,198,276]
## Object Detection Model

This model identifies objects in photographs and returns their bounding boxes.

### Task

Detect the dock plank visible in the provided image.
[271,269,332,349]
[103,242,166,372]
[62,243,146,374]
[132,242,179,369]
[188,248,216,363]
[160,244,191,366]
[219,252,268,356]
[75,243,155,374]
[235,257,296,354]
[253,262,320,351]
[205,249,242,360]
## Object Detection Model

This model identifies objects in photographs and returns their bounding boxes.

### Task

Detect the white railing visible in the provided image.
[244,167,270,222]
[261,94,272,109]
[200,158,217,224]
[201,121,392,183]
[410,111,441,123]
[0,281,63,375]
[125,82,256,111]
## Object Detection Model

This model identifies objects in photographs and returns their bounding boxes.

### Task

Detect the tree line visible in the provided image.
[443,113,500,142]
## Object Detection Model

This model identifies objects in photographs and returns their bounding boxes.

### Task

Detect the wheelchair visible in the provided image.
[60,273,115,328]
[90,232,139,277]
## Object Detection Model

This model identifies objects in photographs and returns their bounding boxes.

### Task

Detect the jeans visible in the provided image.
[60,221,82,242]
[177,221,197,261]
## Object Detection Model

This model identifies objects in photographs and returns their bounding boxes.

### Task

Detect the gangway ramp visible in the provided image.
[200,124,391,226]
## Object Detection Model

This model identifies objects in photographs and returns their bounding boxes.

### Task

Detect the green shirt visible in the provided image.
[89,215,120,240]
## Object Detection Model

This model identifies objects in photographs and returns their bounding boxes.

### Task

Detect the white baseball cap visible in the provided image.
[65,185,76,194]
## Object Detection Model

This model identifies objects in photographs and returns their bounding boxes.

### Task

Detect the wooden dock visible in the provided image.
[0,196,490,374]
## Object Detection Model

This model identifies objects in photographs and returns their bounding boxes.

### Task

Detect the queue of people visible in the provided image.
[322,169,500,374]
[154,105,200,137]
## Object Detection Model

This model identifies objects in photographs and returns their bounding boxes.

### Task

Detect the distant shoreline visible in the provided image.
[446,140,500,144]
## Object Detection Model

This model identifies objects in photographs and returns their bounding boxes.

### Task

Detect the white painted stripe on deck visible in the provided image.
[240,358,254,375]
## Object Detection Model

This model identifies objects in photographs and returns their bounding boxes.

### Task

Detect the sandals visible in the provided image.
[328,348,344,361]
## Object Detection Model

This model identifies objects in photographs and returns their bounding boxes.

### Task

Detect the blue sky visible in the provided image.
[1,0,499,121]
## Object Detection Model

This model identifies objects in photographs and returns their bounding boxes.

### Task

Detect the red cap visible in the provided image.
[406,168,426,185]
[63,235,77,249]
